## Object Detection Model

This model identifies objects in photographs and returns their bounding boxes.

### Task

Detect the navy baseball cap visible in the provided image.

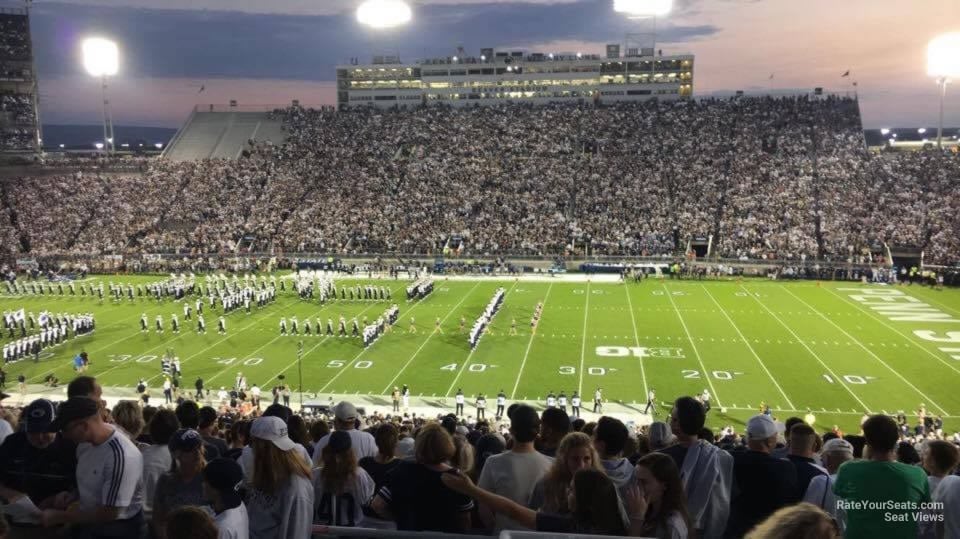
[50,397,100,431]
[23,399,57,433]
[169,428,203,452]
[203,458,245,509]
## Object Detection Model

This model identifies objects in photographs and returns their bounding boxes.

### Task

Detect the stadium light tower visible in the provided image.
[357,0,412,29]
[82,37,119,155]
[927,33,960,149]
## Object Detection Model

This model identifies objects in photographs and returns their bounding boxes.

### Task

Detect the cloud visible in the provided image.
[32,0,720,81]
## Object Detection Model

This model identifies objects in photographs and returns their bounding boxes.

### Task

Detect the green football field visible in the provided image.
[3,273,960,434]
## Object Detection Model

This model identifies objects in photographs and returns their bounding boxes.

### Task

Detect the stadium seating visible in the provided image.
[163,111,286,161]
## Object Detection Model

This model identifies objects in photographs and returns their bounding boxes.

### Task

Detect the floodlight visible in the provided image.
[880,128,890,135]
[357,0,412,29]
[82,37,118,77]
[548,53,554,59]
[94,142,104,149]
[927,33,960,78]
[889,138,895,145]
[452,56,458,62]
[576,52,582,58]
[918,128,927,134]
[155,143,163,149]
[58,144,64,148]
[480,55,486,61]
[613,0,673,17]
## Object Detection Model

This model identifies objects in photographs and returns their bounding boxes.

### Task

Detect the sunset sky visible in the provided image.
[28,0,960,128]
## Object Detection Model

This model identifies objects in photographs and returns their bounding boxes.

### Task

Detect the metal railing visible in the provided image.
[313,526,649,539]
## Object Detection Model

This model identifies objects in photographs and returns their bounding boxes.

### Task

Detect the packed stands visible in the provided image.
[0,8,39,153]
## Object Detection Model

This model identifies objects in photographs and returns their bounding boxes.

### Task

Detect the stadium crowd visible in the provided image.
[0,374,956,538]
[0,97,959,268]
[0,12,37,153]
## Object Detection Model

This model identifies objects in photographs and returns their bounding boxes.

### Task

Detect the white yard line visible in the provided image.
[662,284,722,408]
[446,281,519,397]
[511,283,554,399]
[701,285,795,409]
[380,281,482,395]
[741,285,872,412]
[823,287,960,377]
[259,335,332,389]
[577,282,591,397]
[623,283,650,399]
[784,286,950,416]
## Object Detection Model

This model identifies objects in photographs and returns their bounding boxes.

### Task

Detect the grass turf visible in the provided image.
[3,274,960,434]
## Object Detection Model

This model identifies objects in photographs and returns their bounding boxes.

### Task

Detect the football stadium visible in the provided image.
[0,0,958,537]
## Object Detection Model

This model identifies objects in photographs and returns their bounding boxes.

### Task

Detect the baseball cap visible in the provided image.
[334,401,358,422]
[328,430,352,453]
[23,399,57,433]
[822,438,854,455]
[50,397,100,431]
[203,458,244,509]
[169,429,203,452]
[746,414,784,440]
[251,416,296,451]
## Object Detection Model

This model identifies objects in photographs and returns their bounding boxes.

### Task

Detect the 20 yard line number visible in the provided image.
[682,369,742,380]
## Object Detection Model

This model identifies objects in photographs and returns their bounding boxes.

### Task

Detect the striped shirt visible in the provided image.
[76,426,144,519]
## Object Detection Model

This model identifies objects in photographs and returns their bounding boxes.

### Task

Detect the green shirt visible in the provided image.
[834,459,930,539]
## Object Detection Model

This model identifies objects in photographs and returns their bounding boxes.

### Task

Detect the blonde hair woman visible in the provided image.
[528,432,604,513]
[247,416,314,539]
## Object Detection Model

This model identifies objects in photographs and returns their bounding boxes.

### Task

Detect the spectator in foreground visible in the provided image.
[922,439,960,494]
[478,403,553,531]
[725,414,798,538]
[802,438,853,534]
[199,406,229,456]
[371,423,474,533]
[593,416,634,499]
[202,457,249,539]
[785,423,827,499]
[246,416,314,539]
[0,399,77,530]
[142,409,179,521]
[662,396,732,539]
[744,502,840,539]
[442,467,631,535]
[112,400,147,450]
[933,475,960,539]
[834,414,930,539]
[528,431,602,513]
[359,423,400,491]
[312,402,376,465]
[41,397,145,536]
[165,506,218,539]
[537,407,571,457]
[631,452,691,538]
[314,430,375,527]
[153,429,207,538]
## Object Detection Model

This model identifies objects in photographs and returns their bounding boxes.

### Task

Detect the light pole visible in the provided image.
[82,38,119,155]
[926,33,960,149]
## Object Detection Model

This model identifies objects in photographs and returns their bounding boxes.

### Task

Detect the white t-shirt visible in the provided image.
[312,429,377,466]
[76,425,144,519]
[247,474,314,539]
[205,503,250,539]
[478,450,554,531]
[0,418,13,446]
[313,467,375,527]
[141,444,172,518]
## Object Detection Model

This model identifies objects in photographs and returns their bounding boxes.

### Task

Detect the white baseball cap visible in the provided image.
[822,438,854,455]
[251,416,296,451]
[747,414,784,440]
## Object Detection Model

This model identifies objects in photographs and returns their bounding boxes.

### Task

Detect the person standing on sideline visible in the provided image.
[701,389,711,413]
[195,377,204,400]
[571,392,581,418]
[644,389,657,416]
[455,389,465,417]
[593,388,603,413]
[476,394,486,420]
[495,390,506,420]
[392,387,400,413]
[163,377,173,404]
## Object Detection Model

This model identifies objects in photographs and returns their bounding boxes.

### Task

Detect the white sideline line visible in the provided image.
[784,286,950,416]
[701,285,795,409]
[741,285,871,412]
[822,287,960,378]
[623,282,649,399]
[577,281,591,397]
[662,284,722,407]
[511,283,554,399]
[381,281,481,395]
[446,280,519,396]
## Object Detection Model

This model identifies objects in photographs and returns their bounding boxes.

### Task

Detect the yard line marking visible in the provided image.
[511,283,554,399]
[822,287,960,378]
[446,280,519,396]
[701,286,795,409]
[623,283,649,399]
[783,286,950,416]
[382,281,482,394]
[741,285,870,412]
[662,284,722,408]
[577,281,591,397]
[900,287,960,317]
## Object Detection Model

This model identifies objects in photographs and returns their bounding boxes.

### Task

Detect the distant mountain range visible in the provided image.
[41,125,178,150]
